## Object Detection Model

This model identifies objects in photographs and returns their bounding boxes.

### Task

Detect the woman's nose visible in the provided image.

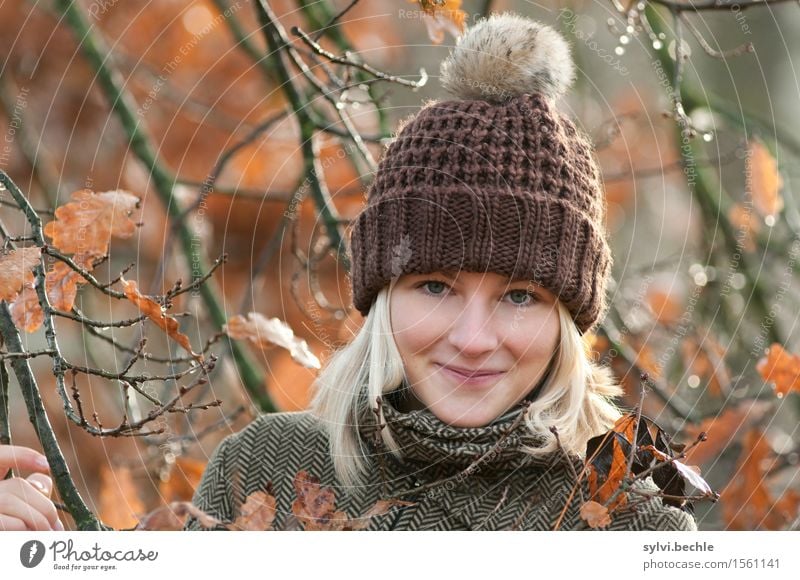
[446,299,499,355]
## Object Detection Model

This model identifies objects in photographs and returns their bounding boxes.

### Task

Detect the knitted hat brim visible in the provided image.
[349,184,612,334]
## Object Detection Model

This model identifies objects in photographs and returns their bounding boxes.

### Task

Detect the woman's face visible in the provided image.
[389,270,561,427]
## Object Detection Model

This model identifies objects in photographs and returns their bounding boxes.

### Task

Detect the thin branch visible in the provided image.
[54,0,272,412]
[0,303,107,530]
[0,349,56,360]
[679,12,753,59]
[291,25,428,89]
[41,247,125,299]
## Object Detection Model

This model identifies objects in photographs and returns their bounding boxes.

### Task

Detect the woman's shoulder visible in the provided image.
[184,410,333,530]
[226,410,327,451]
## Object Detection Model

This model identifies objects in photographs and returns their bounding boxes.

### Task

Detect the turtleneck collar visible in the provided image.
[355,381,560,474]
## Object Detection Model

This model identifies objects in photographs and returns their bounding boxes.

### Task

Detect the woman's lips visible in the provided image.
[435,363,506,386]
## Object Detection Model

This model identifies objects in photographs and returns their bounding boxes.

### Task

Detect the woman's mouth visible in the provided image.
[435,363,506,387]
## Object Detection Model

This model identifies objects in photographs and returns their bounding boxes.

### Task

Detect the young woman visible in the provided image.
[181,12,696,531]
[0,12,697,532]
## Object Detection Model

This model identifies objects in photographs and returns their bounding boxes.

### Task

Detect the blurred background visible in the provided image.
[1,0,799,531]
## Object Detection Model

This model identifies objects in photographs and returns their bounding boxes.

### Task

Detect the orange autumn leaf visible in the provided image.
[99,464,147,530]
[645,286,683,325]
[10,283,44,333]
[291,470,349,531]
[158,457,207,502]
[120,277,202,361]
[413,0,467,44]
[586,414,637,512]
[682,401,771,466]
[137,501,223,531]
[722,429,799,530]
[728,202,760,253]
[755,343,800,398]
[580,500,611,529]
[46,253,97,311]
[0,247,42,301]
[43,189,140,255]
[748,140,784,219]
[228,491,277,531]
[225,312,320,369]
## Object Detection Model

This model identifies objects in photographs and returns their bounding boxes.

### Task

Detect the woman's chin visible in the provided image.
[426,403,497,428]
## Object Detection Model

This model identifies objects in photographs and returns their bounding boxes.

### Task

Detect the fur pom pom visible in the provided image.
[439,12,575,103]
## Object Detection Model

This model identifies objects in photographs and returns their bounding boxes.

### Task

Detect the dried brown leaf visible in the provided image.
[228,491,277,531]
[225,312,320,369]
[291,470,348,531]
[417,0,467,44]
[137,501,223,530]
[10,283,44,333]
[580,500,611,529]
[756,343,800,398]
[121,277,202,361]
[43,189,139,255]
[0,247,42,301]
[46,253,97,311]
[749,140,784,218]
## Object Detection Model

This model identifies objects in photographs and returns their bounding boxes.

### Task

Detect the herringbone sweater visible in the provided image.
[185,390,697,531]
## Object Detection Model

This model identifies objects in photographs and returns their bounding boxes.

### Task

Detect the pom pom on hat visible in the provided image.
[439,12,576,103]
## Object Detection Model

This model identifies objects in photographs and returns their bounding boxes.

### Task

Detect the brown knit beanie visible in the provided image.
[348,12,613,335]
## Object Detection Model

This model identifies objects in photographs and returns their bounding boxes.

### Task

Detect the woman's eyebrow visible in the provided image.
[437,270,539,285]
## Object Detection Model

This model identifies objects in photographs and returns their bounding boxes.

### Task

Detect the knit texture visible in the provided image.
[185,391,697,531]
[348,92,613,334]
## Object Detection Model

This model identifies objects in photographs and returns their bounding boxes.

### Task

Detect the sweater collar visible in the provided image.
[356,381,559,473]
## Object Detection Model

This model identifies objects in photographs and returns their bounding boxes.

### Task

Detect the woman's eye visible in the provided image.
[420,280,448,295]
[507,289,537,306]
[418,281,537,305]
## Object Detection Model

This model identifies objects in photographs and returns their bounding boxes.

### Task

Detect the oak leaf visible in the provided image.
[756,343,800,398]
[722,429,800,530]
[0,247,42,301]
[121,277,202,361]
[586,413,692,513]
[681,401,771,466]
[291,470,348,531]
[225,312,320,369]
[645,286,683,325]
[580,500,611,529]
[748,139,784,219]
[43,189,139,255]
[10,283,44,333]
[728,202,760,253]
[414,0,467,44]
[137,501,223,531]
[228,491,277,531]
[46,253,97,312]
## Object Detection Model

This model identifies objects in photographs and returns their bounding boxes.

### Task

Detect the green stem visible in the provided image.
[255,0,351,270]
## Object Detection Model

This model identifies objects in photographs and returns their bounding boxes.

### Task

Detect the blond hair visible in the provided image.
[309,277,623,490]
